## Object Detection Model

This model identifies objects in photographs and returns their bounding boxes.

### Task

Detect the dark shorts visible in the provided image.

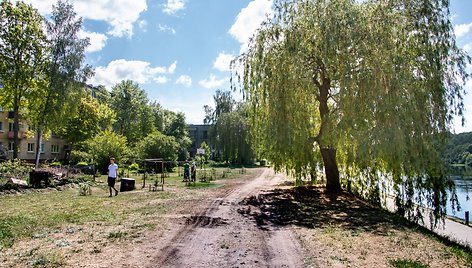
[108,177,116,187]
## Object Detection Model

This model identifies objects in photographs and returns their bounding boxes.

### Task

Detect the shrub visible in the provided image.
[85,130,129,174]
[128,163,140,171]
[78,183,91,196]
[0,160,31,180]
[69,150,91,165]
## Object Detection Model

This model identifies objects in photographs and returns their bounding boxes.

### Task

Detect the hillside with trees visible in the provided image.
[443,132,472,168]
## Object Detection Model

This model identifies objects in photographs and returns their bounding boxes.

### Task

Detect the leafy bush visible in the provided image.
[136,131,179,161]
[69,150,91,165]
[85,130,129,174]
[78,183,91,196]
[128,163,140,171]
[0,160,31,180]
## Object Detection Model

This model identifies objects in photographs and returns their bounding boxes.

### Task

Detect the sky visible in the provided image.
[22,0,472,133]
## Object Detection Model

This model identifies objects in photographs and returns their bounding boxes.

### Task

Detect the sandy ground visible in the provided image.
[149,168,304,268]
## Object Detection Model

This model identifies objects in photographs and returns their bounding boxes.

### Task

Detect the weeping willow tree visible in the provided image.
[232,0,470,226]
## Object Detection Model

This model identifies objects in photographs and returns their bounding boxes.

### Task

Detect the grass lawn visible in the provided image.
[0,167,245,250]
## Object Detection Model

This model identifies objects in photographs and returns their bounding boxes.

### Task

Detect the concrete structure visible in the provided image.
[0,108,68,162]
[187,124,212,158]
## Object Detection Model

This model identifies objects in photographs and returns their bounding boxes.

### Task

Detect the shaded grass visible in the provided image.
[389,259,429,268]
[238,186,472,265]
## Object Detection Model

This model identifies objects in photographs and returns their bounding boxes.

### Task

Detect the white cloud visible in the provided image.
[198,74,228,89]
[78,30,108,53]
[24,0,147,38]
[154,76,168,84]
[454,22,472,38]
[176,75,192,87]
[158,24,176,34]
[463,43,472,53]
[213,53,235,72]
[139,20,148,31]
[168,61,177,74]
[229,0,272,53]
[453,78,472,133]
[89,59,176,88]
[163,0,185,15]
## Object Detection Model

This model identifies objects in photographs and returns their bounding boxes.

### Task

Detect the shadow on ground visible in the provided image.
[238,186,409,235]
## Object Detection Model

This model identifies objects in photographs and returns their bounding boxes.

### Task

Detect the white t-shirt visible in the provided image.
[108,163,118,178]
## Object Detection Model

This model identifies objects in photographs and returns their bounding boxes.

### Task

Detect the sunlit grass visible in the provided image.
[0,167,251,248]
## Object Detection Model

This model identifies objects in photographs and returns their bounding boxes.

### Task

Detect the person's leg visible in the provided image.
[108,177,115,197]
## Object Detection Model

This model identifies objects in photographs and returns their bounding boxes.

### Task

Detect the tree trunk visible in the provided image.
[320,147,341,193]
[315,63,341,193]
[34,127,42,168]
[13,104,19,159]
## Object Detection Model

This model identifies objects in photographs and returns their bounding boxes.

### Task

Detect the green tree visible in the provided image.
[0,0,47,159]
[164,111,191,161]
[200,141,211,163]
[85,129,128,173]
[57,95,115,150]
[31,0,91,167]
[137,131,179,161]
[204,89,235,124]
[149,101,166,132]
[234,0,470,224]
[110,80,152,145]
[215,104,254,165]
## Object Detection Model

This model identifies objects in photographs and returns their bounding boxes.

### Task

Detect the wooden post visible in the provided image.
[142,172,146,188]
[466,211,470,225]
[92,164,96,181]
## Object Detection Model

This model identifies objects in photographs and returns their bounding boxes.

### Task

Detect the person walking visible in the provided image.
[108,157,119,197]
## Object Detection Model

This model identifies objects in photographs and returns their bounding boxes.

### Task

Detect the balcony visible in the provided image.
[7,131,26,139]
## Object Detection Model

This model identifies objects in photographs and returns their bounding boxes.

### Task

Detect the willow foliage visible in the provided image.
[233,0,470,226]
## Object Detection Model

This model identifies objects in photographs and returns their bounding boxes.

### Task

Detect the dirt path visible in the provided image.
[148,168,306,268]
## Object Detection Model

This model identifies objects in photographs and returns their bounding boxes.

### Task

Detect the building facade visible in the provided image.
[0,107,68,162]
[187,124,212,158]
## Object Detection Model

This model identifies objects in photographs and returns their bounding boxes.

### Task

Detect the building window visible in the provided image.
[40,143,45,153]
[9,142,14,151]
[9,122,14,132]
[203,130,208,139]
[27,143,35,152]
[0,122,3,132]
[51,144,59,153]
[0,106,3,112]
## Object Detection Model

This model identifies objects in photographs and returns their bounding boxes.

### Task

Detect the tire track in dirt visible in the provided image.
[148,168,306,268]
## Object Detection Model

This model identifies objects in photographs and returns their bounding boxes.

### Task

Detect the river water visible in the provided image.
[447,177,472,221]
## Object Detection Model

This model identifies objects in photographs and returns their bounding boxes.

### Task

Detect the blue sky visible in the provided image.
[25,0,472,133]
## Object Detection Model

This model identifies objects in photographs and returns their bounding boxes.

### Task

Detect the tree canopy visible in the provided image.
[233,0,470,226]
[0,0,47,158]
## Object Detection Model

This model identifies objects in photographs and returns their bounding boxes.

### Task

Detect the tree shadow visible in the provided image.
[238,186,411,235]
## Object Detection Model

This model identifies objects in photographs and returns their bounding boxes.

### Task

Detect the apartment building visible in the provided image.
[0,107,68,162]
[187,124,214,158]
